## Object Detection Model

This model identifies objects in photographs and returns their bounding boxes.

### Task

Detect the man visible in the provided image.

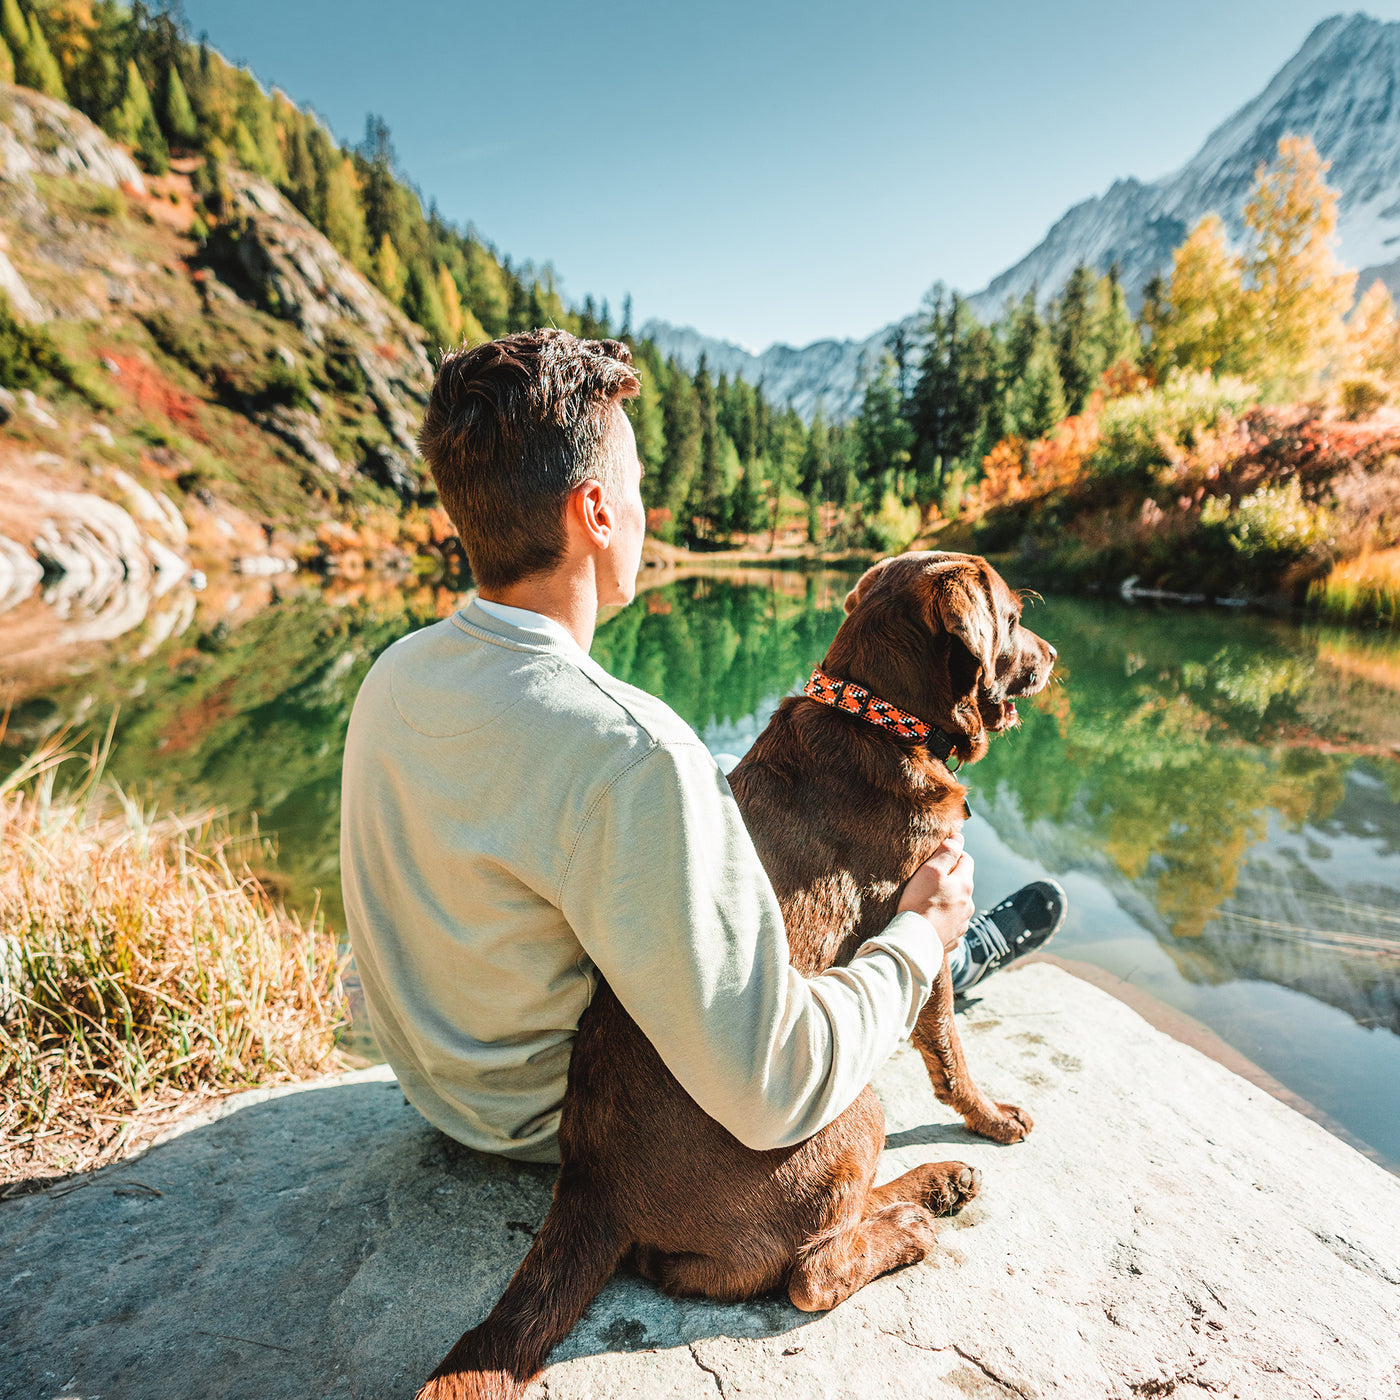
[341,329,1063,1165]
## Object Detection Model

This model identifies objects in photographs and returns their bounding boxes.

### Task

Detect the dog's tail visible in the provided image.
[415,1183,629,1400]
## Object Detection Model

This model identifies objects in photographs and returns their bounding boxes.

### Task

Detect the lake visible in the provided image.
[4,567,1399,1171]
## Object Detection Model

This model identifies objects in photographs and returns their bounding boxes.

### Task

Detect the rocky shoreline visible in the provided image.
[3,963,1396,1400]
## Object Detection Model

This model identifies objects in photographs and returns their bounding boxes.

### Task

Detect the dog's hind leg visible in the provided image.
[633,1234,792,1303]
[787,1198,940,1313]
[869,1161,981,1217]
[911,961,1033,1144]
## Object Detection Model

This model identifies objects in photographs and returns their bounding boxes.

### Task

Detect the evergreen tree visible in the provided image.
[626,340,668,491]
[163,59,197,144]
[405,258,449,346]
[687,358,726,537]
[319,153,369,269]
[1005,331,1066,440]
[1087,265,1140,377]
[13,7,66,99]
[108,57,167,172]
[856,357,913,506]
[657,362,701,534]
[1051,265,1095,411]
[0,0,25,67]
[284,115,320,224]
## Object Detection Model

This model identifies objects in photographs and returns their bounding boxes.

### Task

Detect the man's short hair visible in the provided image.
[418,328,640,591]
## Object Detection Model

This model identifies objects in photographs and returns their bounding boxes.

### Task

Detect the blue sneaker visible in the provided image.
[952,880,1067,993]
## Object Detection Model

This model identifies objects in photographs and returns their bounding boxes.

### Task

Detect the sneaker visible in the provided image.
[951,880,1067,993]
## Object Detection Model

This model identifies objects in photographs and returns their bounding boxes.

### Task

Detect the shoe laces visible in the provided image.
[964,909,1011,963]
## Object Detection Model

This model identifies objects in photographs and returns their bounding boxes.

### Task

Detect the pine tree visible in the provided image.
[1243,134,1355,392]
[1088,266,1140,374]
[163,60,197,144]
[1005,332,1066,440]
[1052,265,1095,411]
[687,358,725,537]
[319,154,369,269]
[108,57,167,173]
[657,367,702,536]
[284,116,320,224]
[1,0,26,67]
[18,9,66,100]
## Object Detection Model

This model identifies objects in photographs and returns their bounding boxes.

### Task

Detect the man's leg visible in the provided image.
[949,880,1066,993]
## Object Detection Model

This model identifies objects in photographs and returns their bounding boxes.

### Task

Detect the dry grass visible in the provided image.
[0,733,348,1188]
[1309,547,1400,625]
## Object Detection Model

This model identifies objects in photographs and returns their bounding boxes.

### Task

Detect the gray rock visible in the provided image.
[0,85,145,194]
[2,965,1397,1400]
[256,403,347,480]
[362,443,420,502]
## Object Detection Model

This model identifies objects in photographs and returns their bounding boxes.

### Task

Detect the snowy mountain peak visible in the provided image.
[649,13,1400,419]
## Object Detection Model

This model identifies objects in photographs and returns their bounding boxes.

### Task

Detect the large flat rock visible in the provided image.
[3,964,1398,1400]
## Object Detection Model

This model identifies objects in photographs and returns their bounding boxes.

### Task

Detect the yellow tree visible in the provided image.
[1150,214,1252,375]
[373,233,405,302]
[1243,134,1355,391]
[1343,279,1400,380]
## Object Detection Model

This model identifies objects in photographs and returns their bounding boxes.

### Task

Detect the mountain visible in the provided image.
[637,318,910,423]
[968,12,1400,319]
[651,13,1400,419]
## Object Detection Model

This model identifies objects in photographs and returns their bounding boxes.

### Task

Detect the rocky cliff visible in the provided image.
[0,84,435,670]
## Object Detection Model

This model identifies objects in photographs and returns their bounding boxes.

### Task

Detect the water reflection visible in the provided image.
[3,572,1398,1167]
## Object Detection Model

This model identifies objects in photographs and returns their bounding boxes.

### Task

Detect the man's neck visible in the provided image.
[478,562,599,653]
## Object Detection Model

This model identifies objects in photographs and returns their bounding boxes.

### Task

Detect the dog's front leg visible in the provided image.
[911,959,1032,1143]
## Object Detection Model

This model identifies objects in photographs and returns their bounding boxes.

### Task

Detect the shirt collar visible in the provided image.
[466,596,594,666]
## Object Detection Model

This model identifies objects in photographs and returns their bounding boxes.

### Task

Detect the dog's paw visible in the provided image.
[966,1102,1033,1143]
[921,1161,982,1216]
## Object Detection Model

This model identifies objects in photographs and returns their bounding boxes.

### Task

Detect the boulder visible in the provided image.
[1,964,1397,1400]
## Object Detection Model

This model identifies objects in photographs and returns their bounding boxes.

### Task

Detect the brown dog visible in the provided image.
[418,551,1056,1400]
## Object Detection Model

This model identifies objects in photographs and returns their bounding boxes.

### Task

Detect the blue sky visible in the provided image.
[183,2,1400,350]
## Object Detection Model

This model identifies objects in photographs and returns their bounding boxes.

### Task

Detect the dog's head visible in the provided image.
[823,551,1056,763]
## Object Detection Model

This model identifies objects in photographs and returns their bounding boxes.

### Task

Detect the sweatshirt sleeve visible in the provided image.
[556,740,941,1151]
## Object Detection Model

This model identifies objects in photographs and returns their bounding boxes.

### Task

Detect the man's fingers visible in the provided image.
[924,836,965,875]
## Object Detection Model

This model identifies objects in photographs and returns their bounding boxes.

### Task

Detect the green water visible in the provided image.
[5,570,1399,1170]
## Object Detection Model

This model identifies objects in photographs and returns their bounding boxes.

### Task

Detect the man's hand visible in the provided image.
[897,835,975,955]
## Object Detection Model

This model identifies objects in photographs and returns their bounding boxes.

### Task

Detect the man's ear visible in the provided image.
[571,479,611,550]
[925,561,1000,681]
[843,556,895,615]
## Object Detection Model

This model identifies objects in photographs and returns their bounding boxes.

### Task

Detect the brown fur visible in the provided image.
[417,552,1056,1400]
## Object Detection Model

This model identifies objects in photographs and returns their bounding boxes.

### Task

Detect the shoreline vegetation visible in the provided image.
[0,733,348,1189]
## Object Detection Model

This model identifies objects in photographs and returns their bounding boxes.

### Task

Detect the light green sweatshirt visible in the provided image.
[340,598,940,1163]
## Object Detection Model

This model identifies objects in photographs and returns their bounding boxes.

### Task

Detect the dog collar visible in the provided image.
[804,667,962,769]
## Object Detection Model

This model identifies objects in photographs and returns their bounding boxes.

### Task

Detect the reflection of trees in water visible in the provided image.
[0,591,442,930]
[6,578,1398,1034]
[592,572,852,733]
[979,597,1400,1031]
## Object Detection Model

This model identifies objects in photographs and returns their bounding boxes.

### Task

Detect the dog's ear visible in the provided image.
[925,560,1002,681]
[843,557,895,614]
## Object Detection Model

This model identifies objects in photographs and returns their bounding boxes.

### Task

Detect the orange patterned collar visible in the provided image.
[803,667,961,768]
